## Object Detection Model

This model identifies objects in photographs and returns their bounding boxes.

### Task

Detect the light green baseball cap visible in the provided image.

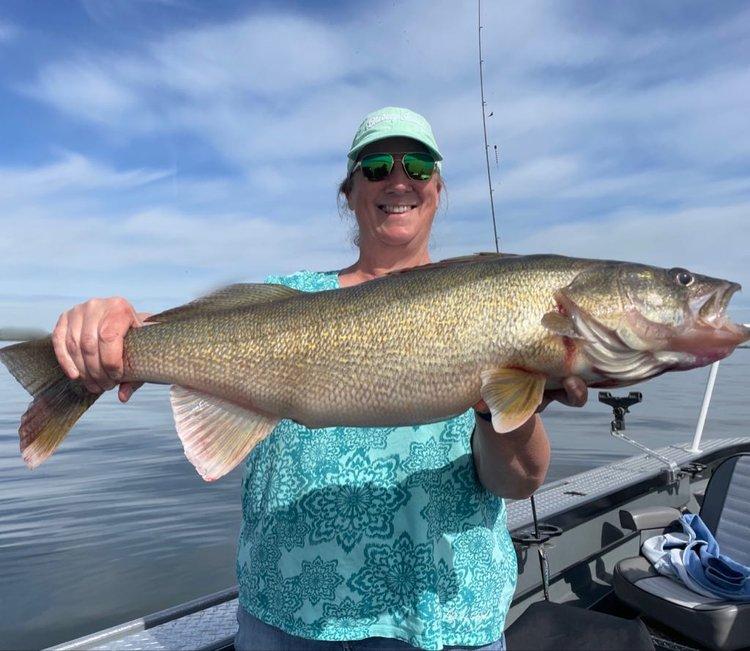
[346,106,443,174]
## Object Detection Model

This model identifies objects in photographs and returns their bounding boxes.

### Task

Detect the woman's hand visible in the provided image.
[536,376,588,412]
[51,297,147,402]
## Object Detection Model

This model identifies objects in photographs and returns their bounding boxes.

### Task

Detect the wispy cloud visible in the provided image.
[0,153,171,202]
[30,64,141,125]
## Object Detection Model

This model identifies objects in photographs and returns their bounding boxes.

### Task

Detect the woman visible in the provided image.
[52,107,587,650]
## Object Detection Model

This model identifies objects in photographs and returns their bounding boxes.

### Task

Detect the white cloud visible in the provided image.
[0,203,353,307]
[23,12,360,147]
[150,15,350,97]
[31,63,141,125]
[511,203,750,282]
[0,152,353,317]
[79,0,183,26]
[0,153,171,202]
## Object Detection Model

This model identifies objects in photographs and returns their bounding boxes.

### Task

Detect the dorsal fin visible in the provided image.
[146,283,301,323]
[383,252,518,277]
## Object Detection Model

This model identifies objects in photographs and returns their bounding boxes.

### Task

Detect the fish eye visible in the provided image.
[671,268,694,287]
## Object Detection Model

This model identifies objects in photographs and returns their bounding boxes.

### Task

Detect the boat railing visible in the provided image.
[690,360,721,454]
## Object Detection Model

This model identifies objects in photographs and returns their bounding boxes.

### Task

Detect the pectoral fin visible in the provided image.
[480,368,547,433]
[170,386,279,481]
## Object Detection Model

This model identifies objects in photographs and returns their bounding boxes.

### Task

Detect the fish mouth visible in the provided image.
[670,281,750,362]
[693,281,741,328]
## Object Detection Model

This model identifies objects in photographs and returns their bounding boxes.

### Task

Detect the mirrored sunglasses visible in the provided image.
[352,152,436,182]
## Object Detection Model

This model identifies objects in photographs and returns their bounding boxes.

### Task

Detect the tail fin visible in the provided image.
[0,338,100,469]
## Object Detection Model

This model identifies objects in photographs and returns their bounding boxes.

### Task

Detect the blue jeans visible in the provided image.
[235,607,506,650]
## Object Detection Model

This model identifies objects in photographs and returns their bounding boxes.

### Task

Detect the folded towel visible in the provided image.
[642,513,750,601]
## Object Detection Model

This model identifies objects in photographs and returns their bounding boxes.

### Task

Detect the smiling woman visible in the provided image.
[44,106,587,651]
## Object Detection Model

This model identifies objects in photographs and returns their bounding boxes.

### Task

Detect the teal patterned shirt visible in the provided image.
[236,270,517,651]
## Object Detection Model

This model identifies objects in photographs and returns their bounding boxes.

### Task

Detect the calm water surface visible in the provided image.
[1,348,748,649]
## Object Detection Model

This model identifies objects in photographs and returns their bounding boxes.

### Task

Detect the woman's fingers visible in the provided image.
[118,381,144,403]
[52,311,79,380]
[80,302,111,393]
[98,299,137,387]
[537,377,588,413]
[561,376,588,407]
[64,307,95,390]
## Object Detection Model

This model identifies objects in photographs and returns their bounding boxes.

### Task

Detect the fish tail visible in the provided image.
[0,338,100,469]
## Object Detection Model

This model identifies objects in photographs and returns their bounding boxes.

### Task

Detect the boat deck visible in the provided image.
[49,437,750,651]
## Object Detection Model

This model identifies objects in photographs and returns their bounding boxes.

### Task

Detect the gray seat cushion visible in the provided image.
[614,556,750,651]
[700,454,750,567]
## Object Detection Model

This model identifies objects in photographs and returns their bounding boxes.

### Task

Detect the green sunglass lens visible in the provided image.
[358,152,435,182]
[360,154,394,181]
[403,152,435,180]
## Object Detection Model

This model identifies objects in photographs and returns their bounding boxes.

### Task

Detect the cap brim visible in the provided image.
[348,133,443,164]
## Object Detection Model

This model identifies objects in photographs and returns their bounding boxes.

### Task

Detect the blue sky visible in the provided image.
[0,0,749,329]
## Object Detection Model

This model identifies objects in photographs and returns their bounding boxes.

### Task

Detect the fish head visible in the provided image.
[555,262,749,380]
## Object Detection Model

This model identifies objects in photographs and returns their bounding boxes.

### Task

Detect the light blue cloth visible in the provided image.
[235,270,517,651]
[642,513,750,601]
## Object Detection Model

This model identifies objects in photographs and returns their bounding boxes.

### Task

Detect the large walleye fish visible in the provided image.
[2,253,748,481]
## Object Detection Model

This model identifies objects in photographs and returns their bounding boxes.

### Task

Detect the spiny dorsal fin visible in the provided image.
[146,283,301,323]
[384,252,518,277]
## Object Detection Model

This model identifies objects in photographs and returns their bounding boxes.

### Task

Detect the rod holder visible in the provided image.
[598,391,680,483]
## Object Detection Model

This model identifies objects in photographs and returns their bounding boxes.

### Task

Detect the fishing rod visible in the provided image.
[478,0,500,253]
[479,0,557,601]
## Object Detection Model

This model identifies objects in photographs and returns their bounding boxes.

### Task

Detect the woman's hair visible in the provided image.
[336,172,446,248]
[337,175,355,208]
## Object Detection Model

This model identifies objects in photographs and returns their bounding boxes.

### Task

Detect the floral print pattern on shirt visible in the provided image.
[236,269,517,651]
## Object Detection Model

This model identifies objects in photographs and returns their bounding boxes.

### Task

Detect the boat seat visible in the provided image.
[613,453,750,651]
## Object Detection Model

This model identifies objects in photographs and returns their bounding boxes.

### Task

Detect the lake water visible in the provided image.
[1,349,748,649]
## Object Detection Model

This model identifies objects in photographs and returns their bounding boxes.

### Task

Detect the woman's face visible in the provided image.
[347,136,442,249]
